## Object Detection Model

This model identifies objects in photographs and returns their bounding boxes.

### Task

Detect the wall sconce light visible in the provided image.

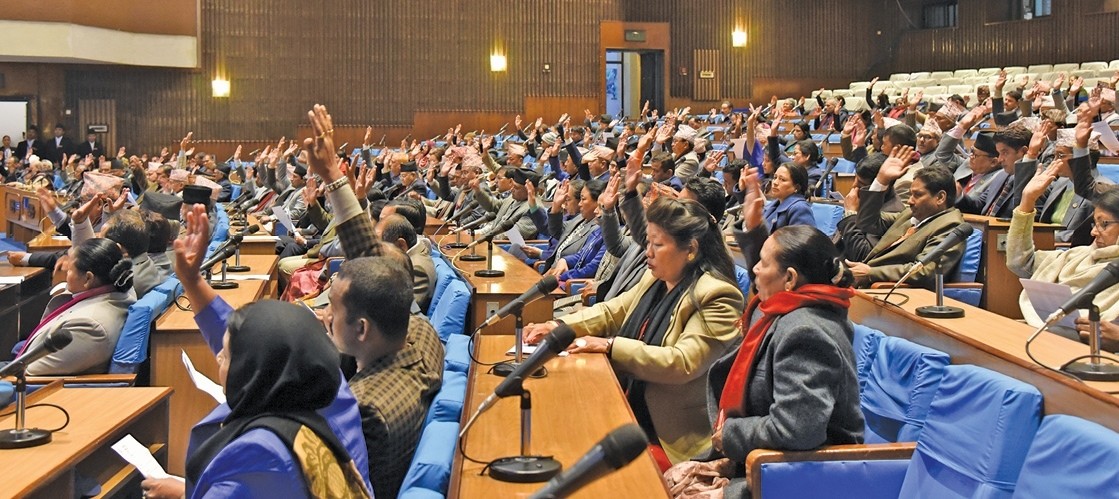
[490,53,507,73]
[732,30,747,47]
[211,77,231,98]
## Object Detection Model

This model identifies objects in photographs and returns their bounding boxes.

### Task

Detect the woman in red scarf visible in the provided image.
[665,168,864,498]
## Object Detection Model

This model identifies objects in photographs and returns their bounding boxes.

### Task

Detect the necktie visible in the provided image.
[985,177,1013,217]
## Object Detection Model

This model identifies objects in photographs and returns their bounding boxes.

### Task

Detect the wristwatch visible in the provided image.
[324,176,349,193]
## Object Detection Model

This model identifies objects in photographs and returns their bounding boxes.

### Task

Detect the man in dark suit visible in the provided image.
[74,129,105,160]
[43,124,74,164]
[847,146,966,290]
[13,125,41,162]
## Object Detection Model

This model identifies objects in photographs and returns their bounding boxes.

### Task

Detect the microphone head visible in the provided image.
[242,224,260,235]
[45,330,73,353]
[953,222,974,239]
[601,424,649,469]
[538,275,560,295]
[544,324,577,354]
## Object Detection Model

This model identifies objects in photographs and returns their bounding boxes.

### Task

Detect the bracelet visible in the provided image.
[324,176,349,193]
[606,337,615,357]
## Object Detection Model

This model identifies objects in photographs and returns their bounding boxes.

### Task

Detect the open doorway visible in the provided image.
[605,50,664,119]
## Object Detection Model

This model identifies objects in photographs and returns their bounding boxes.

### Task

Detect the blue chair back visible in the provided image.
[230,184,242,201]
[852,324,885,391]
[1011,415,1119,498]
[733,265,751,298]
[399,420,459,495]
[811,203,845,237]
[862,336,950,443]
[428,256,455,316]
[205,207,232,255]
[109,277,181,374]
[833,158,857,173]
[429,279,471,342]
[944,226,984,306]
[899,365,1043,499]
[1097,163,1119,184]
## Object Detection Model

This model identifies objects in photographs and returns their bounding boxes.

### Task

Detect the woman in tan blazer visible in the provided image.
[526,197,744,467]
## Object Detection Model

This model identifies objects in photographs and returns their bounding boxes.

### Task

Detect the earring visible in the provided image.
[687,254,695,262]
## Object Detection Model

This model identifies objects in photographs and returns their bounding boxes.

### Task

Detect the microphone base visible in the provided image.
[226,265,251,273]
[460,254,487,262]
[915,305,965,319]
[0,428,52,449]
[210,281,240,290]
[491,361,546,378]
[475,269,506,278]
[445,242,469,249]
[488,455,562,483]
[1062,359,1119,382]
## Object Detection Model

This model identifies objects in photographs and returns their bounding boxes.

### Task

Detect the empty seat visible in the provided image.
[1027,64,1053,74]
[1037,71,1058,83]
[850,81,871,91]
[862,336,951,444]
[953,69,978,78]
[977,67,1002,76]
[897,365,1043,499]
[893,80,917,89]
[1110,59,1119,70]
[1081,61,1108,72]
[908,71,931,81]
[1011,415,1119,498]
[1096,69,1116,79]
[1051,62,1080,73]
[947,85,973,97]
[924,85,949,95]
[930,71,954,80]
[889,73,911,82]
[1002,66,1027,75]
[910,78,936,88]
[429,279,471,341]
[964,76,992,86]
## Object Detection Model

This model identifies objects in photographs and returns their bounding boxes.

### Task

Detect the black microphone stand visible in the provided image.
[460,229,486,262]
[226,244,251,273]
[491,311,545,379]
[474,240,506,278]
[916,257,964,319]
[0,369,52,449]
[487,388,563,483]
[207,259,239,290]
[1062,303,1119,382]
[446,226,470,249]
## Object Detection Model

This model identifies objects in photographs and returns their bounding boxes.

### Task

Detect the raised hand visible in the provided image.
[233,145,242,161]
[740,167,764,231]
[655,123,674,144]
[302,177,319,206]
[72,193,104,224]
[173,205,212,281]
[36,187,57,212]
[302,104,343,182]
[876,145,914,184]
[869,76,879,88]
[1028,120,1056,157]
[842,114,858,136]
[995,70,1007,91]
[180,132,193,151]
[599,173,620,211]
[108,188,129,213]
[624,152,644,193]
[363,126,373,147]
[553,179,569,208]
[1053,72,1066,91]
[703,150,724,173]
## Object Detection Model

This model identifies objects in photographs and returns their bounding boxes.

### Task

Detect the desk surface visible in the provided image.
[451,336,670,499]
[0,386,172,499]
[850,289,1119,431]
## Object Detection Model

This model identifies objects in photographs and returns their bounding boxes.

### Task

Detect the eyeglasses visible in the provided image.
[1091,219,1119,230]
[969,152,995,159]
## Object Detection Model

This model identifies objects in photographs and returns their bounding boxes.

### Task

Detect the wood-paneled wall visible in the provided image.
[891,0,1119,73]
[63,0,622,153]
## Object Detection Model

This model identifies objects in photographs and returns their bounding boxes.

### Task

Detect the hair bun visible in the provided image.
[110,260,134,290]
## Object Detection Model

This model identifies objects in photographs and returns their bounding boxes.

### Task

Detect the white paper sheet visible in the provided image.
[504,225,526,248]
[111,434,173,480]
[1091,121,1119,154]
[1019,279,1082,330]
[505,342,569,357]
[223,274,271,281]
[730,138,748,160]
[242,234,280,243]
[181,350,226,405]
[271,206,296,234]
[0,275,25,285]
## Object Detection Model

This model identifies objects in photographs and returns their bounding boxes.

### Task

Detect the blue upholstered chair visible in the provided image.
[852,324,886,392]
[429,279,471,342]
[810,202,845,237]
[1011,415,1119,498]
[399,421,459,495]
[862,336,950,444]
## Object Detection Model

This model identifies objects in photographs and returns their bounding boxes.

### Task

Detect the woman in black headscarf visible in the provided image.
[184,300,370,499]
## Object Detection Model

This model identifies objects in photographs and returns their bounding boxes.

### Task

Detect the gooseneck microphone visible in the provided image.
[529,424,649,499]
[481,276,559,329]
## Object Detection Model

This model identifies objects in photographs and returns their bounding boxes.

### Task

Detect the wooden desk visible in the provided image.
[963,214,1059,319]
[0,386,172,499]
[151,254,278,475]
[26,233,72,252]
[451,336,671,499]
[835,173,856,195]
[2,185,54,244]
[0,264,52,353]
[446,241,560,335]
[850,289,1119,432]
[427,215,451,236]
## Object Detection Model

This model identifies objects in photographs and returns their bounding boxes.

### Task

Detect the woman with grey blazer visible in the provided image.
[666,168,863,498]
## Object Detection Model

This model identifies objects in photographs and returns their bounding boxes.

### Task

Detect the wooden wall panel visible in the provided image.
[891,0,1119,73]
[3,0,198,37]
[63,0,623,153]
[693,49,721,102]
